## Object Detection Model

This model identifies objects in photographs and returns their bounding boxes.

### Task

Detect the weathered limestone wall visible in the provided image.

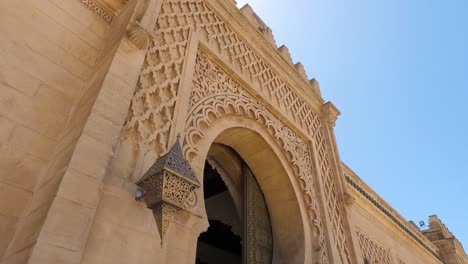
[342,164,442,264]
[32,0,171,263]
[0,0,139,262]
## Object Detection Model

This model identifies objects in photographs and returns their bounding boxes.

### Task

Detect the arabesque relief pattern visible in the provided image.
[184,50,328,263]
[357,231,394,264]
[314,121,352,263]
[123,0,350,261]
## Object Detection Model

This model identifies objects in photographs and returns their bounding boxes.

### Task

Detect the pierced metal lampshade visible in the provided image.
[136,138,200,244]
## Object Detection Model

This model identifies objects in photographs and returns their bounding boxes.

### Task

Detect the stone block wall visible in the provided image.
[1,1,467,264]
[0,0,138,262]
[342,164,443,264]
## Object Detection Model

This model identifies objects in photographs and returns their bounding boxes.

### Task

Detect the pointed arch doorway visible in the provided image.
[195,143,273,264]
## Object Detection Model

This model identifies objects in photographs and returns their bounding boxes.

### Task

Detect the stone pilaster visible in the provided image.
[319,101,358,264]
[20,1,158,263]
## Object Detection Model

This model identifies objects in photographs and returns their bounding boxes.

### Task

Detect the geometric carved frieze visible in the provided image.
[357,231,394,264]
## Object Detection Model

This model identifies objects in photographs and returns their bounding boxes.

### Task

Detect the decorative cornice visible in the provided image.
[320,101,341,127]
[345,175,444,262]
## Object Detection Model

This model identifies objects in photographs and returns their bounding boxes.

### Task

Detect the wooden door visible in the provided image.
[244,167,273,264]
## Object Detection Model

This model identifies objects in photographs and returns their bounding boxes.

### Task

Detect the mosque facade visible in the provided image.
[0,0,467,263]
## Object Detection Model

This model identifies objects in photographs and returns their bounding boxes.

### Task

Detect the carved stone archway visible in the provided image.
[121,0,355,262]
[177,50,328,263]
[195,119,310,263]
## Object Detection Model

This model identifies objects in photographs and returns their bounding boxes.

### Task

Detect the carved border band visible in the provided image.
[80,0,115,24]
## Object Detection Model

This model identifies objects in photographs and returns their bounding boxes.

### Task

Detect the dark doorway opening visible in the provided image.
[196,144,274,263]
[195,161,242,264]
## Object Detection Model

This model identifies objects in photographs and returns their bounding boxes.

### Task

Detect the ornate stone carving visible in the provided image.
[80,0,129,24]
[184,50,329,263]
[81,0,115,24]
[123,0,351,261]
[314,119,352,263]
[123,4,190,156]
[123,0,321,156]
[357,231,394,264]
[136,139,200,244]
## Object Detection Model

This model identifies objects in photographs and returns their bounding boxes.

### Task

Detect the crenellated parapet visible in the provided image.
[240,4,276,46]
[236,3,322,100]
[422,215,468,264]
[427,215,456,240]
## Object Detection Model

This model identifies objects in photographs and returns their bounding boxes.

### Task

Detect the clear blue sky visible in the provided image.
[236,0,468,246]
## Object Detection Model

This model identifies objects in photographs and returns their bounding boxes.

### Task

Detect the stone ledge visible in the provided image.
[345,174,443,262]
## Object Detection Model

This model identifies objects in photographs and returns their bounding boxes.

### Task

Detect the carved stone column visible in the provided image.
[319,101,358,264]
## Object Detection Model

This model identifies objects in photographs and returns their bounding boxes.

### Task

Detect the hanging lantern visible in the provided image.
[136,138,200,244]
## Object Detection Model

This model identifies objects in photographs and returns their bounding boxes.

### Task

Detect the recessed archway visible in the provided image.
[190,116,312,263]
[196,143,274,264]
